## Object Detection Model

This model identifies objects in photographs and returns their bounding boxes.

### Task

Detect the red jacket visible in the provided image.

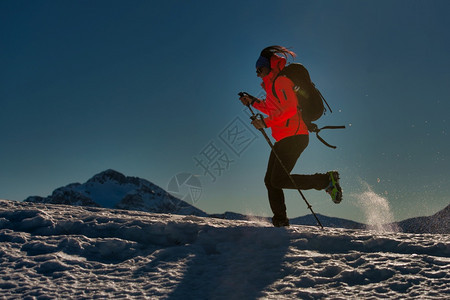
[253,55,308,141]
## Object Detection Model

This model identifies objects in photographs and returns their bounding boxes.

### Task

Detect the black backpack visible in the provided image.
[272,63,345,148]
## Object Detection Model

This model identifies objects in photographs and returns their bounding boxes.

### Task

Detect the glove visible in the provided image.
[239,95,253,106]
[238,92,260,106]
[251,117,267,130]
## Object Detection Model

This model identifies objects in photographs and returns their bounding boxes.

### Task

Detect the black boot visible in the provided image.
[272,216,290,227]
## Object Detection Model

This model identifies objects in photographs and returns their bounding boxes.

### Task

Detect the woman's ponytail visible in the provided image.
[260,46,296,60]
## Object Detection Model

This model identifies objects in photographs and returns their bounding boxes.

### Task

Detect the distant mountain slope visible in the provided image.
[290,214,365,229]
[25,169,207,217]
[395,204,450,234]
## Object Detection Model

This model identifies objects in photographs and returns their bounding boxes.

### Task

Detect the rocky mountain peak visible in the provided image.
[24,169,207,217]
[87,169,130,185]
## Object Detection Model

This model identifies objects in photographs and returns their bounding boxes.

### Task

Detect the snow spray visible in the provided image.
[355,182,399,232]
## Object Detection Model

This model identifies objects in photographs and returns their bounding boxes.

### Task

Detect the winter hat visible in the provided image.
[255,55,271,69]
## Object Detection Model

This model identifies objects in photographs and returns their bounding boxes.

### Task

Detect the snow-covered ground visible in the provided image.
[0,199,448,299]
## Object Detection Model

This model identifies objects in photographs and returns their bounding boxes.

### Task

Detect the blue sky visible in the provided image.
[1,0,449,223]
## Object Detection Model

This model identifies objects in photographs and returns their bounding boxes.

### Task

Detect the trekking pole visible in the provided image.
[238,92,324,229]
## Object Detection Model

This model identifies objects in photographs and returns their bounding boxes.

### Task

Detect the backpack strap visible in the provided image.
[271,74,284,103]
[317,88,332,113]
[310,124,346,149]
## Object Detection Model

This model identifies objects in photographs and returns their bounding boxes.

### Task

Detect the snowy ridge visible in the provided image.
[25,169,207,217]
[0,199,449,299]
[210,212,365,229]
[396,204,450,234]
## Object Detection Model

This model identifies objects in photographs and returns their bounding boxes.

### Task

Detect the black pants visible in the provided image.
[264,134,329,220]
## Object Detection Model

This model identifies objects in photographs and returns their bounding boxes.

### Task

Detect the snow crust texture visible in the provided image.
[0,200,449,299]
